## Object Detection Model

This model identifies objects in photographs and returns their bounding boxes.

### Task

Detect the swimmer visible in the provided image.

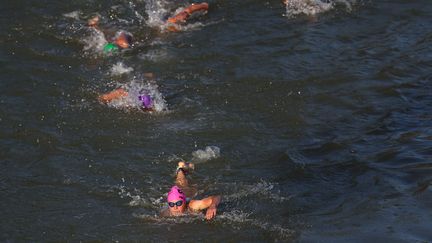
[98,87,154,111]
[87,15,133,54]
[160,161,221,220]
[166,2,209,31]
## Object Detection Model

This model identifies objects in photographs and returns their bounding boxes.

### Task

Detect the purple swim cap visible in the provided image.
[138,94,153,109]
[167,186,186,203]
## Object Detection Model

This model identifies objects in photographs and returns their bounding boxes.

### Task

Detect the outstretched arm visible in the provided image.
[189,195,221,220]
[167,2,209,24]
[98,88,128,103]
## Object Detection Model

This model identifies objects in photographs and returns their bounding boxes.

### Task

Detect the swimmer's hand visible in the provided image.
[190,195,221,220]
[177,161,194,172]
[205,206,217,220]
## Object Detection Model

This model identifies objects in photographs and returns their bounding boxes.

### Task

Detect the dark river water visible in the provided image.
[1,0,432,241]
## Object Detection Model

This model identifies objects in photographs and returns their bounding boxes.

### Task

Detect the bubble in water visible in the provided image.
[191,146,220,162]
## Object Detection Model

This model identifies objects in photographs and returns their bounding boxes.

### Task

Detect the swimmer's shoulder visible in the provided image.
[187,198,207,211]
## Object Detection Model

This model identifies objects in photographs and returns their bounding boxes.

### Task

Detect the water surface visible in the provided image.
[1,0,432,241]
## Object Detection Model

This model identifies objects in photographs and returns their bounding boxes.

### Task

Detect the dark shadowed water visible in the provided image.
[1,0,432,241]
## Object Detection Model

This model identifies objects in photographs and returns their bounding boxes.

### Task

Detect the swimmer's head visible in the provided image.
[167,186,186,214]
[115,32,133,49]
[138,94,153,110]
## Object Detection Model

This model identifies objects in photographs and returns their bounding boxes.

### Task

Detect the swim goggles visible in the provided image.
[168,200,183,207]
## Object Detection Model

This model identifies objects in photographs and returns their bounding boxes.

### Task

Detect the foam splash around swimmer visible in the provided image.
[144,0,170,28]
[144,0,209,32]
[106,79,167,112]
[82,28,108,53]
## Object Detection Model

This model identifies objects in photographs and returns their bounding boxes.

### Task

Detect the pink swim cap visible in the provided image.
[167,186,186,203]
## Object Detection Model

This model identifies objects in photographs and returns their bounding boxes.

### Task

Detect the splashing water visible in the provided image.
[63,10,82,20]
[191,146,221,162]
[144,0,170,28]
[144,0,209,32]
[284,0,356,17]
[110,62,134,76]
[285,0,333,17]
[82,28,108,53]
[106,79,167,112]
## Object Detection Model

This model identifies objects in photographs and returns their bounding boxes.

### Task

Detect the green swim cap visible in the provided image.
[103,43,119,54]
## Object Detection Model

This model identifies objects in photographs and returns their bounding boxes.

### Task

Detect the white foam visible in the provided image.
[82,28,108,53]
[63,10,82,20]
[285,0,333,17]
[191,146,220,162]
[113,184,164,208]
[144,0,170,28]
[284,0,357,18]
[110,62,134,75]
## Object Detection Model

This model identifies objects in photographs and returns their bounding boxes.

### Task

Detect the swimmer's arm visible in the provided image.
[167,11,190,24]
[186,2,209,14]
[98,88,128,103]
[167,2,209,24]
[189,195,221,220]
